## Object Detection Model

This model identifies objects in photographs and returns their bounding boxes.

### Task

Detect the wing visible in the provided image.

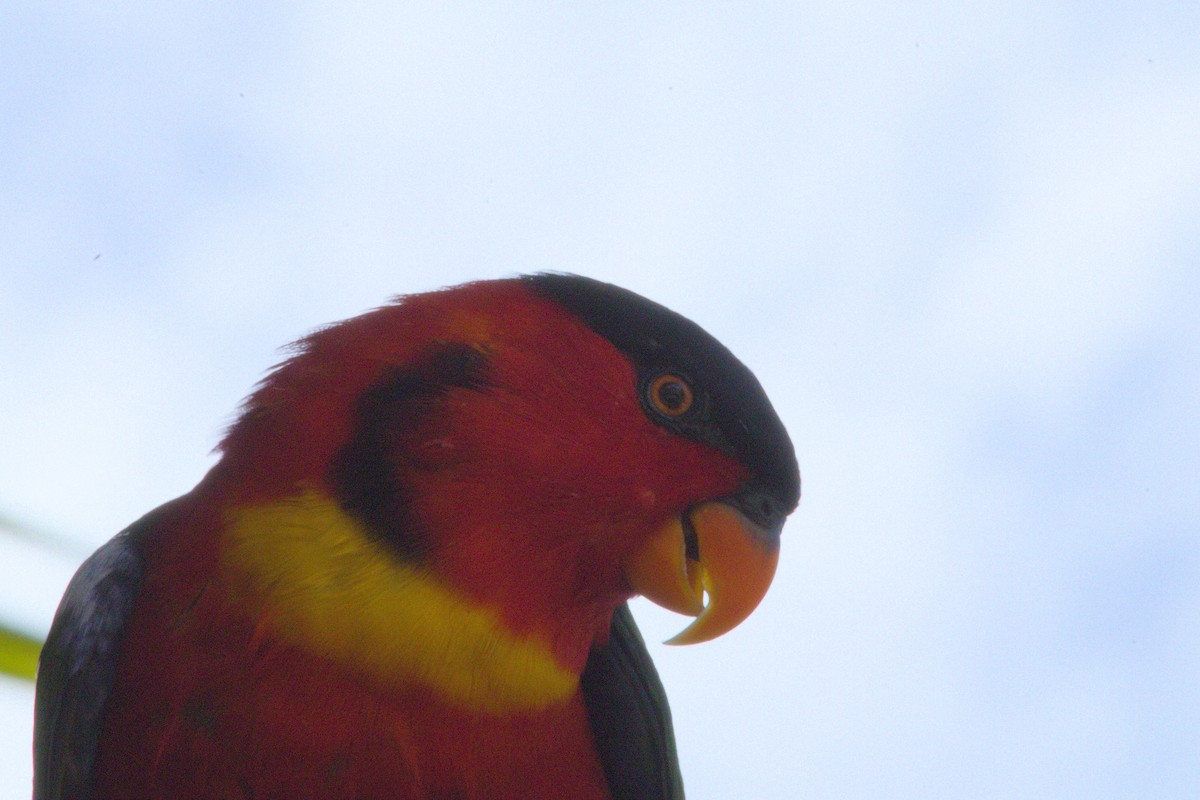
[581,603,685,800]
[32,500,178,800]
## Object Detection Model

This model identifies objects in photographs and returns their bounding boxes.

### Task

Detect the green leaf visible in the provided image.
[0,509,90,557]
[0,624,42,681]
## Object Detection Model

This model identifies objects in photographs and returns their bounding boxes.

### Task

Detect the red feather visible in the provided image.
[87,280,748,799]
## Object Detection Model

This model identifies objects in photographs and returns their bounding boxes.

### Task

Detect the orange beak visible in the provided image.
[624,501,780,645]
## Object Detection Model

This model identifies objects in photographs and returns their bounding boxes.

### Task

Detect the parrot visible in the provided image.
[33,273,799,800]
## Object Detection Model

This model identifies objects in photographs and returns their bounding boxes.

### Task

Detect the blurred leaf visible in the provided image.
[0,623,42,681]
[0,509,90,558]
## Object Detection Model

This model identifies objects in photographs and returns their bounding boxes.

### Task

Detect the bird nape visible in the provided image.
[33,273,800,800]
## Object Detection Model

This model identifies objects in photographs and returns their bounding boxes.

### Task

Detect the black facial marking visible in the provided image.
[522,273,800,522]
[328,342,489,560]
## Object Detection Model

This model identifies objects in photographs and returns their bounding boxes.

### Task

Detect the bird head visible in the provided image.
[210,274,798,704]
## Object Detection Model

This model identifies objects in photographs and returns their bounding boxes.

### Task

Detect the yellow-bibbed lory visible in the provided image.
[34,274,799,800]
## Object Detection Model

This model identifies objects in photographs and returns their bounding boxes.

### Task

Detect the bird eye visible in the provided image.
[647,373,694,417]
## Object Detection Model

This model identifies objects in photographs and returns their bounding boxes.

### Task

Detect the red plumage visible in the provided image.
[83,280,748,799]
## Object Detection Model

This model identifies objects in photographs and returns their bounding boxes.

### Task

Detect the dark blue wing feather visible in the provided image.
[582,603,686,800]
[32,500,176,800]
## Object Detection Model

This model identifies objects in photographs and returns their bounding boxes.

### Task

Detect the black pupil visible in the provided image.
[657,380,688,411]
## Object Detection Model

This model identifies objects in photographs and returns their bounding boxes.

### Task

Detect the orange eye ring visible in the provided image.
[647,374,694,417]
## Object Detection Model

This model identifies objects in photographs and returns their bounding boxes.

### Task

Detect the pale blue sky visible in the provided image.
[2,2,1198,798]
